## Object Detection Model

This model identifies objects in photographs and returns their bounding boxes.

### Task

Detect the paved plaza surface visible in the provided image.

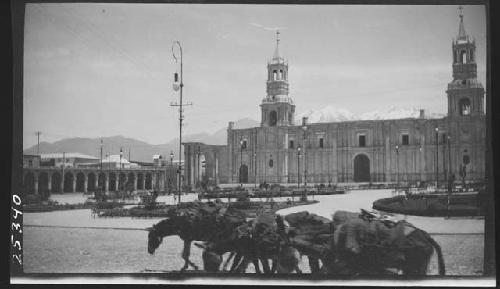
[23,190,485,275]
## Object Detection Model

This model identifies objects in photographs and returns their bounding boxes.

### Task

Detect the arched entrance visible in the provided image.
[239,164,248,183]
[127,172,135,192]
[39,172,49,198]
[109,173,117,191]
[63,172,74,193]
[98,173,106,191]
[87,173,96,191]
[24,172,35,194]
[51,172,62,193]
[353,154,370,182]
[118,173,126,191]
[137,173,144,189]
[76,172,85,192]
[145,173,152,190]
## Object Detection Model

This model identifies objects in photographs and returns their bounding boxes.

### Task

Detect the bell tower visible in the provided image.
[446,6,485,118]
[260,31,295,127]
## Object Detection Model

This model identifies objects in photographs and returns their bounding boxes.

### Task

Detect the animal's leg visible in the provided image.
[222,252,236,272]
[270,257,278,273]
[252,258,261,274]
[229,254,243,272]
[180,240,199,271]
[260,258,271,273]
[234,257,251,273]
[308,256,321,273]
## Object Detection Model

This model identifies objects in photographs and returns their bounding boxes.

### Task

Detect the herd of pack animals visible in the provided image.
[146,203,445,276]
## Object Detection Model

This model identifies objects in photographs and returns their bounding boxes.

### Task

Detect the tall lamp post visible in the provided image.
[418,144,422,186]
[253,152,257,188]
[297,145,301,203]
[170,151,174,194]
[301,117,308,200]
[119,147,123,191]
[395,145,399,191]
[171,41,191,204]
[435,127,439,190]
[239,138,244,187]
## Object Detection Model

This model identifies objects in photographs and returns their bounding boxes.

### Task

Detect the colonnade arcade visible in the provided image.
[23,167,163,196]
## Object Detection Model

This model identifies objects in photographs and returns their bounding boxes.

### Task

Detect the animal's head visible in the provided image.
[147,218,176,255]
[147,224,163,254]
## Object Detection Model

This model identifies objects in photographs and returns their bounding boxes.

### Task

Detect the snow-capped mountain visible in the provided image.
[295,106,445,123]
[296,105,358,123]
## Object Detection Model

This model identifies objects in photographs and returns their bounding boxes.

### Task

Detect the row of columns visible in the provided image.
[23,170,158,195]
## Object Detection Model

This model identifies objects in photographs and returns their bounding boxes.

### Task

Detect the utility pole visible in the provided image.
[100,139,103,190]
[120,147,124,191]
[171,41,192,204]
[62,152,65,193]
[435,127,439,190]
[35,131,42,156]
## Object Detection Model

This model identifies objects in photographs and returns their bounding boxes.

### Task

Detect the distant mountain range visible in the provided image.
[23,118,260,162]
[24,107,446,162]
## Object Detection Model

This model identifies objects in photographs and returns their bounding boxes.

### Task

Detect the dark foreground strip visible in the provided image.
[23,224,484,236]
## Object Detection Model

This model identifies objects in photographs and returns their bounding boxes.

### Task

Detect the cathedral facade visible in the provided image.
[183,11,485,187]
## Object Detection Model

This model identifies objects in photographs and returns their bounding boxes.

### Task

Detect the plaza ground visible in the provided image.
[23,190,485,275]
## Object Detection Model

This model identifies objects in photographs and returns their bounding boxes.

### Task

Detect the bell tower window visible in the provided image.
[269,111,277,126]
[459,98,471,115]
[461,50,467,64]
[273,70,278,80]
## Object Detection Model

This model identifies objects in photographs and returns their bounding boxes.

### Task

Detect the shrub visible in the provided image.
[93,201,124,209]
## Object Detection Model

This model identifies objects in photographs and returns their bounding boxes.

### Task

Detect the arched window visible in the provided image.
[279,70,283,80]
[273,70,277,80]
[461,50,467,64]
[269,159,274,168]
[459,98,471,116]
[470,50,474,62]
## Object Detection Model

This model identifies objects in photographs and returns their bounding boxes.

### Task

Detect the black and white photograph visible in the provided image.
[9,0,496,285]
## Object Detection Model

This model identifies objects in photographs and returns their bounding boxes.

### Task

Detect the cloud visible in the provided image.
[249,22,287,32]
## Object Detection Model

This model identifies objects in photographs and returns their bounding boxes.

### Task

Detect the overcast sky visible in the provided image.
[23,3,487,149]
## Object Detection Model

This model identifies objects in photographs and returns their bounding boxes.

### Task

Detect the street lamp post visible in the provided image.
[239,138,244,188]
[197,147,201,188]
[301,118,308,200]
[297,145,301,203]
[395,145,399,191]
[418,144,422,186]
[171,41,192,204]
[170,151,174,194]
[435,127,439,190]
[119,147,123,191]
[253,152,257,188]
